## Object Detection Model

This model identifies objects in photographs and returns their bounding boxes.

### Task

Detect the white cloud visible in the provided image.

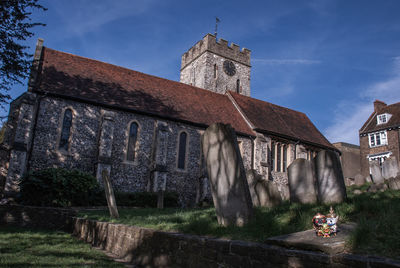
[324,57,400,145]
[253,58,321,65]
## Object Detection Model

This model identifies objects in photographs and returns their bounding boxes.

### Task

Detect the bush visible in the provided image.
[19,168,99,207]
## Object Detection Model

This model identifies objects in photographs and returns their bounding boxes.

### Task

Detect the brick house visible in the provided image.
[359,100,400,178]
[1,34,337,205]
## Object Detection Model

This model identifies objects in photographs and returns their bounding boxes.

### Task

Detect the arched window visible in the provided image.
[127,122,139,161]
[271,142,275,171]
[177,132,187,169]
[277,143,282,172]
[283,145,287,172]
[59,109,73,151]
[214,64,217,79]
[236,79,240,93]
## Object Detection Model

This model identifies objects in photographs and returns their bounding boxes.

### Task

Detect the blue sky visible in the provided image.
[4,0,400,145]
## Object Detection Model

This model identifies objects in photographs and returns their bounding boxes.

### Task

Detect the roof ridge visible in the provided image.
[230,91,306,115]
[43,47,229,99]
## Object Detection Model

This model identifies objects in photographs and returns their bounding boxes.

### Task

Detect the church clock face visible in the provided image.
[223,60,236,76]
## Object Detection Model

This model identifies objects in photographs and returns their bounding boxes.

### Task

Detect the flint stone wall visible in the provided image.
[26,96,253,206]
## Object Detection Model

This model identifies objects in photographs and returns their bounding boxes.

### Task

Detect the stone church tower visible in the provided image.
[180,34,251,96]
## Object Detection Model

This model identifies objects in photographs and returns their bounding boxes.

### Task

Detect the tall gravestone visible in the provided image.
[288,158,318,204]
[382,156,399,180]
[315,150,347,203]
[201,123,253,226]
[370,160,384,184]
[102,170,119,218]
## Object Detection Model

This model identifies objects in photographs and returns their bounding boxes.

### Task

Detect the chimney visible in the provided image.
[374,100,387,112]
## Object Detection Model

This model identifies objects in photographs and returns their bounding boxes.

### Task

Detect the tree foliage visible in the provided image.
[0,0,46,113]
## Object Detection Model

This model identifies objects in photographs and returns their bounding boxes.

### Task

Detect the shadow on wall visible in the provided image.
[17,65,184,179]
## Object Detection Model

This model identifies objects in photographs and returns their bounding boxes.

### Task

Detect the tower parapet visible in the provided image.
[181,34,251,70]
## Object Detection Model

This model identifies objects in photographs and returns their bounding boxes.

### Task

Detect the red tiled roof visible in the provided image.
[229,92,335,149]
[33,47,255,136]
[359,101,400,134]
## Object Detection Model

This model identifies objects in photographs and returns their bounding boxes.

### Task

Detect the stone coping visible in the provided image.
[266,223,357,255]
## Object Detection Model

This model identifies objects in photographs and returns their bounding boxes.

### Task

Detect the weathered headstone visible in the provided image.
[369,160,384,184]
[315,150,347,203]
[344,177,355,187]
[354,174,365,186]
[201,123,253,226]
[102,170,119,218]
[388,176,400,190]
[254,180,282,207]
[382,157,399,180]
[277,183,290,201]
[288,158,318,204]
[246,169,262,206]
[367,183,388,193]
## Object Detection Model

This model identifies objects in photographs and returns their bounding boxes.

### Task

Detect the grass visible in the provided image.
[0,226,124,267]
[79,185,400,259]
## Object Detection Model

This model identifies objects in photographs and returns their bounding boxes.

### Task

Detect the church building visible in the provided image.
[1,34,337,205]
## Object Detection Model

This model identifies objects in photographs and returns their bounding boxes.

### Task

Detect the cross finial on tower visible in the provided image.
[215,17,220,38]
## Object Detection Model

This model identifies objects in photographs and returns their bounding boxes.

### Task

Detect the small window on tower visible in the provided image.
[214,64,217,79]
[236,79,240,93]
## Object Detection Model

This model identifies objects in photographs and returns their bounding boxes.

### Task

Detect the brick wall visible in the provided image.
[360,129,400,178]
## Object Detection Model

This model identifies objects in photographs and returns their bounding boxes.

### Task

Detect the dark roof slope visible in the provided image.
[33,47,255,136]
[229,92,335,149]
[360,101,400,134]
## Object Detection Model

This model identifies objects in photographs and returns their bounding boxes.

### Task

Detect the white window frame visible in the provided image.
[368,130,388,148]
[377,113,391,125]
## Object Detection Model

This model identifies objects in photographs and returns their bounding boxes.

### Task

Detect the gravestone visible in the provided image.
[369,160,384,184]
[254,180,282,207]
[278,183,290,201]
[288,158,318,204]
[201,123,253,226]
[388,176,400,190]
[245,169,262,206]
[354,174,365,186]
[382,157,399,180]
[102,169,119,218]
[315,150,347,203]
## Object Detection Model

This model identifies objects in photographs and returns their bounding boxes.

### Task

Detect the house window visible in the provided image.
[177,131,188,169]
[377,113,391,125]
[59,109,73,151]
[236,79,240,93]
[126,122,139,161]
[368,131,388,148]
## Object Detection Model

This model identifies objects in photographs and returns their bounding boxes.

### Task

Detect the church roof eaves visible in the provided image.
[228,91,336,150]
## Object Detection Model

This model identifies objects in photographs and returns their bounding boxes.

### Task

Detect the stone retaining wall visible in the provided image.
[1,205,400,267]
